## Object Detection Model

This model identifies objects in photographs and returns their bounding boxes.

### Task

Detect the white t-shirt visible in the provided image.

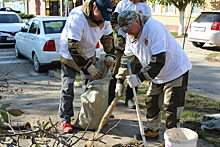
[124,18,192,84]
[60,6,112,60]
[114,0,152,16]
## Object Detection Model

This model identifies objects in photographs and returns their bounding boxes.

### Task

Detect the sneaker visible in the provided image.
[126,99,135,109]
[60,123,73,133]
[134,129,159,140]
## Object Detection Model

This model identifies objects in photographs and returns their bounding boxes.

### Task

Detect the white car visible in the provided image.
[15,16,67,72]
[0,11,25,46]
[188,11,220,48]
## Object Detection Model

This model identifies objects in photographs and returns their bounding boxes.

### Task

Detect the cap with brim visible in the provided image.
[118,10,139,33]
[96,0,113,21]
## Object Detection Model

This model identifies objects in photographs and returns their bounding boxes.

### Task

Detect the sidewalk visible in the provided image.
[47,72,216,146]
[48,68,215,147]
[1,70,215,147]
[62,82,214,147]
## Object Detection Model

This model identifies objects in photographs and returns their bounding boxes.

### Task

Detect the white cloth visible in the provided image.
[124,17,192,84]
[114,0,152,16]
[201,114,220,131]
[59,6,112,60]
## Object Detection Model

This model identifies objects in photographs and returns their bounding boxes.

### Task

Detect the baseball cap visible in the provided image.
[96,0,113,21]
[118,10,139,33]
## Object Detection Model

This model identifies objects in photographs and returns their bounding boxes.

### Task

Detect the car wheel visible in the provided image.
[15,44,22,58]
[33,53,43,73]
[192,42,205,48]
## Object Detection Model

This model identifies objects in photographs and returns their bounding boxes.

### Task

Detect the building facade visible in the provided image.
[2,0,84,16]
[149,0,220,32]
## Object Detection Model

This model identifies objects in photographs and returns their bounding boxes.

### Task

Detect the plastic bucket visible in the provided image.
[164,128,198,147]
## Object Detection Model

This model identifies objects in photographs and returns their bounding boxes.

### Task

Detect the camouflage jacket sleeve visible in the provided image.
[68,39,93,71]
[111,12,125,52]
[137,52,166,82]
[111,12,119,33]
[100,33,116,59]
[115,55,136,84]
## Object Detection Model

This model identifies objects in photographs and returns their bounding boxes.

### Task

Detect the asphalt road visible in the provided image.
[176,38,220,102]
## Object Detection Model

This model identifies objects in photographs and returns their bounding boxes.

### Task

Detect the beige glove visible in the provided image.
[104,56,115,67]
[87,64,102,80]
[115,83,124,97]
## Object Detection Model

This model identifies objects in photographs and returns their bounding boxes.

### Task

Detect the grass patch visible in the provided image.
[181,93,220,146]
[170,32,187,38]
[136,82,220,146]
[205,53,220,63]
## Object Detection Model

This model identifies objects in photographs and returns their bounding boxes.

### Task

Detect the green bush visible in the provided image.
[18,13,36,19]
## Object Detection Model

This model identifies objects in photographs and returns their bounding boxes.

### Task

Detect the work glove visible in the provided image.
[87,64,102,80]
[126,74,141,88]
[115,83,124,97]
[104,56,115,67]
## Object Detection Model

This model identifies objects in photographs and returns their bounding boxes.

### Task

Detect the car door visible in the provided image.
[15,20,32,55]
[25,20,40,59]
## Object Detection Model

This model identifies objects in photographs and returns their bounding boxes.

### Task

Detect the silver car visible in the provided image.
[188,11,220,48]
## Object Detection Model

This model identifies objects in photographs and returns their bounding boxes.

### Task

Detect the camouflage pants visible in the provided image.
[145,71,189,131]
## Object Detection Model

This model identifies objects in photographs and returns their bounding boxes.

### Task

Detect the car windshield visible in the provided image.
[195,13,220,23]
[0,14,22,23]
[43,20,66,34]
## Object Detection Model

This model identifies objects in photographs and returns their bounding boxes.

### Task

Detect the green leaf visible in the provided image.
[43,121,51,129]
[8,109,24,116]
[0,112,9,123]
[0,120,3,127]
[0,104,10,110]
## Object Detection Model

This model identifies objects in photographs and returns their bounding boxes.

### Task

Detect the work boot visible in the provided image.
[125,99,135,109]
[134,129,159,140]
[60,123,73,133]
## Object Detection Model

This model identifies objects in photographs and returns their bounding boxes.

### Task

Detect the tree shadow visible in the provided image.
[209,0,220,10]
[201,46,220,52]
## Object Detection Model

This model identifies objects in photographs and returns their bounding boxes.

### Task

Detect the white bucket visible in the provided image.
[164,128,198,147]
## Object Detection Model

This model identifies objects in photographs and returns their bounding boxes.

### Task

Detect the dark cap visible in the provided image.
[96,0,113,21]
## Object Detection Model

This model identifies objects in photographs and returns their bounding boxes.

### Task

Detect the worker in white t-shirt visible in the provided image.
[59,0,115,133]
[116,10,192,140]
[109,0,151,109]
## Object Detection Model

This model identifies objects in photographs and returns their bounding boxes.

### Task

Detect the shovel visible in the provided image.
[125,59,147,147]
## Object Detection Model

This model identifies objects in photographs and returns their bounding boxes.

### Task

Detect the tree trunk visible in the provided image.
[178,9,185,36]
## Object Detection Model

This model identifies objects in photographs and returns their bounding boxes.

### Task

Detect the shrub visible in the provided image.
[18,13,35,19]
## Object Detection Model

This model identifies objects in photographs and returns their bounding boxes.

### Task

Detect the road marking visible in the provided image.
[0,52,14,55]
[0,49,14,52]
[0,55,17,59]
[0,59,28,64]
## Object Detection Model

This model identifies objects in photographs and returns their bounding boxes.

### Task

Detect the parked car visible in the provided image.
[188,11,220,48]
[0,7,21,13]
[15,16,67,72]
[0,12,25,46]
